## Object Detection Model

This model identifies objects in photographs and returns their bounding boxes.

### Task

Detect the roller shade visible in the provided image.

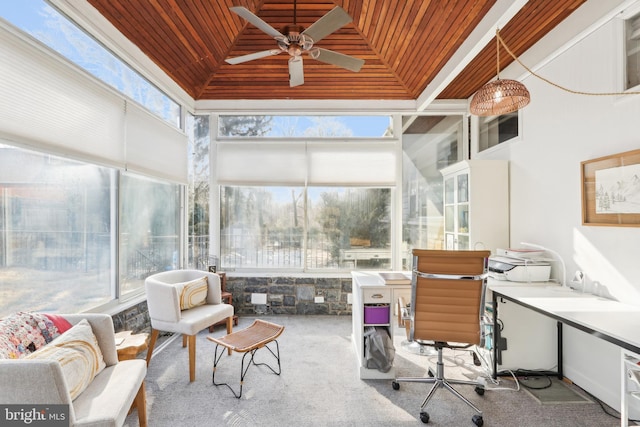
[125,102,188,183]
[0,25,188,183]
[216,140,397,186]
[307,142,396,186]
[216,142,307,185]
[0,26,125,166]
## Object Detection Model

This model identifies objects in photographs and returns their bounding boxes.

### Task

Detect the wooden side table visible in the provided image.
[115,331,149,361]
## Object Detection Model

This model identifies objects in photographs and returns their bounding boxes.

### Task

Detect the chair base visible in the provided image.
[393,346,484,425]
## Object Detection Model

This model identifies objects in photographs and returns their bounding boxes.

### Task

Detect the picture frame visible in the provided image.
[581,149,640,226]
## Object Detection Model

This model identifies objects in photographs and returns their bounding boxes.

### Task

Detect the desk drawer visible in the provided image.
[363,288,391,304]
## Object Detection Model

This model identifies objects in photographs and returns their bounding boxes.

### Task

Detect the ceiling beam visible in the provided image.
[415,0,529,112]
[193,98,418,114]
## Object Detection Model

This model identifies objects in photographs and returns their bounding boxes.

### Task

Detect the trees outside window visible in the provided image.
[219,186,391,270]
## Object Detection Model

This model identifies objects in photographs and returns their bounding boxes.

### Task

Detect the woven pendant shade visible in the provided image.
[470,78,530,116]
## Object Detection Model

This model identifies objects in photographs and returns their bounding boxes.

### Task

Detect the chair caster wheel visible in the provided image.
[420,411,430,423]
[472,414,483,426]
[392,381,400,390]
[475,386,485,395]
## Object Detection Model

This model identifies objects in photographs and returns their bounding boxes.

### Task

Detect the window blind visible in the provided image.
[216,140,397,186]
[0,25,187,183]
[125,102,187,183]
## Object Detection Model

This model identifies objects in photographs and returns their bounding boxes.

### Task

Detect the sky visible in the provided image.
[268,115,391,137]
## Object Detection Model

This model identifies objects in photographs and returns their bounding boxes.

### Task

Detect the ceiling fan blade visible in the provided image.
[289,56,304,87]
[225,49,281,65]
[310,48,364,72]
[301,6,352,43]
[230,6,284,39]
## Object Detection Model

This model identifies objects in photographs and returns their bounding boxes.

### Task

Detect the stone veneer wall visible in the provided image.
[111,301,150,333]
[110,275,353,332]
[225,275,353,316]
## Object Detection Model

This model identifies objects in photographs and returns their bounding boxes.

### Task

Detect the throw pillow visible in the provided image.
[0,312,50,359]
[42,313,72,337]
[26,318,106,400]
[177,276,208,310]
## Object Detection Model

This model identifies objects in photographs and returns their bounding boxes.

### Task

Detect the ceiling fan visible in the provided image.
[225,1,364,87]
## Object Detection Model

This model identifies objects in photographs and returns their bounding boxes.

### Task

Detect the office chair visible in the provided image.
[392,249,490,426]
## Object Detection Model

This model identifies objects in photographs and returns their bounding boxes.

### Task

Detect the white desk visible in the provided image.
[490,285,640,426]
[351,271,411,379]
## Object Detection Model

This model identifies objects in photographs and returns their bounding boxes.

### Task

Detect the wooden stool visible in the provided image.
[207,319,284,398]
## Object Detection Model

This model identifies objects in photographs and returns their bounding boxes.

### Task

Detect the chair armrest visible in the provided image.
[204,272,222,304]
[0,359,73,406]
[145,278,181,323]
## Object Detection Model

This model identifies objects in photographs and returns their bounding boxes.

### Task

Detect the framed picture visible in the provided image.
[581,149,640,226]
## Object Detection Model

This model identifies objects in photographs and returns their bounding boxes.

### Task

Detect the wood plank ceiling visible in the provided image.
[87,0,586,102]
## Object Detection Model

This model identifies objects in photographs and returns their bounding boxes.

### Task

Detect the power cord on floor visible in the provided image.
[564,380,637,424]
[518,375,552,390]
[497,369,640,424]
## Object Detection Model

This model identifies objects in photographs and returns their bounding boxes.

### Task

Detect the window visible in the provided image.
[220,186,391,270]
[213,114,398,271]
[402,115,465,267]
[626,13,640,90]
[119,174,181,297]
[186,114,211,270]
[0,142,182,316]
[477,112,519,152]
[219,115,392,138]
[0,0,181,127]
[0,143,115,317]
[309,187,391,270]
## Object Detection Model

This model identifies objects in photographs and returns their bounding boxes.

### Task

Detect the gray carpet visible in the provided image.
[125,315,622,426]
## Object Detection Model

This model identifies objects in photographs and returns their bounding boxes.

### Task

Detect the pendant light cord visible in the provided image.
[496,33,501,79]
[496,29,640,96]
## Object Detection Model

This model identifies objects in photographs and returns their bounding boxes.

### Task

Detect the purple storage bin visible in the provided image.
[364,305,390,324]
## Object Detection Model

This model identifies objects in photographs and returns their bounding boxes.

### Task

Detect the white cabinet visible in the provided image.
[351,272,411,379]
[440,160,508,253]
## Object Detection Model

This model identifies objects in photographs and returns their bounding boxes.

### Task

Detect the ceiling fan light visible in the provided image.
[470,79,530,116]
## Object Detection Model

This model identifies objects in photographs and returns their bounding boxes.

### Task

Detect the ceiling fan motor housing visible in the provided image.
[278,24,313,55]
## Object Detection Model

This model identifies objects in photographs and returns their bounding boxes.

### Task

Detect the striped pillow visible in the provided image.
[26,319,106,400]
[177,276,209,310]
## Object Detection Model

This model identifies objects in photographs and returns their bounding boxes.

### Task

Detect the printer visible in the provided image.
[488,256,551,282]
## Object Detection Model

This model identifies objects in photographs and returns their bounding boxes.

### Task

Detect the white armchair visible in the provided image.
[145,270,234,382]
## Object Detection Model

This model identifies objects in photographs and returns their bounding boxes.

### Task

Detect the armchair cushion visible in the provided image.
[25,318,106,400]
[177,276,208,310]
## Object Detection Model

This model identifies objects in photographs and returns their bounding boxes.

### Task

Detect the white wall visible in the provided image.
[478,12,640,412]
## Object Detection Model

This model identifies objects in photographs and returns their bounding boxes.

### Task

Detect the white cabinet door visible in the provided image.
[440,160,509,254]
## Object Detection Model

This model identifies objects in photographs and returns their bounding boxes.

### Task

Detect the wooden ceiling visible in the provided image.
[86,0,586,102]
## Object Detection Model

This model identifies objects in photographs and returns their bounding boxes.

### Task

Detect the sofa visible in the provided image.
[0,312,147,427]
